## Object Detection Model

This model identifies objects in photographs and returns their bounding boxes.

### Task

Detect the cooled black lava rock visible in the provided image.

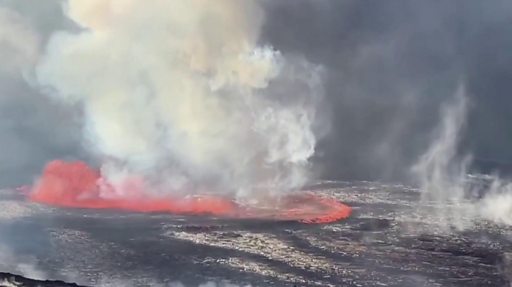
[0,272,85,287]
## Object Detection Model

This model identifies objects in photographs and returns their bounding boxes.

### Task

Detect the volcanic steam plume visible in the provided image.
[28,0,350,222]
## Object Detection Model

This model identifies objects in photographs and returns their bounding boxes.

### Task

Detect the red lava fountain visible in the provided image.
[28,160,351,224]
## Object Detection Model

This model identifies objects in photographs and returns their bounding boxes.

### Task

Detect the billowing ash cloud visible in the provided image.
[34,0,324,197]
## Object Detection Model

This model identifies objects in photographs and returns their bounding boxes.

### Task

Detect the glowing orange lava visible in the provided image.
[28,160,351,224]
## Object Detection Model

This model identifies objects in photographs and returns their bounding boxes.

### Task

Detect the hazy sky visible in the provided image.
[262,0,512,180]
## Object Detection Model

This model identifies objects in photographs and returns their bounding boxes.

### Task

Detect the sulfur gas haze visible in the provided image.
[34,0,324,199]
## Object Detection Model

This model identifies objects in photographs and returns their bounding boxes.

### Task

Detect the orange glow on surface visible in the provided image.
[28,160,351,224]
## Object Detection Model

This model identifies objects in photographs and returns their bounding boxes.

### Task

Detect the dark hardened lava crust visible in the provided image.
[0,181,511,286]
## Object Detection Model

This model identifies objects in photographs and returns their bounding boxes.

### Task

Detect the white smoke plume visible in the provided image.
[413,85,512,228]
[479,177,512,226]
[35,0,324,199]
[413,86,469,204]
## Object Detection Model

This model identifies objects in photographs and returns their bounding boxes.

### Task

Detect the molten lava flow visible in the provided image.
[30,161,236,216]
[28,160,351,224]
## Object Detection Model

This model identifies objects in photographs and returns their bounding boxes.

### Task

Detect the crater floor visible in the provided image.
[0,181,511,286]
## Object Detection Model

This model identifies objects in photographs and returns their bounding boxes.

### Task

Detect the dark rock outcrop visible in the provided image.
[0,273,85,287]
